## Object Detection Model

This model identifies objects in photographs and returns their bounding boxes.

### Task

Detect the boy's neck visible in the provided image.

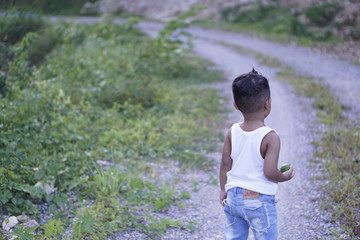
[241,112,265,131]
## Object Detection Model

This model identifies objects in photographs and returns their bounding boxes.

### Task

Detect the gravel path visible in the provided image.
[139,21,360,120]
[51,17,358,239]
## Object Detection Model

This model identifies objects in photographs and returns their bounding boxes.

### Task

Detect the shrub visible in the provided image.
[0,12,45,44]
[304,2,341,27]
[1,0,95,15]
[27,26,63,65]
[218,1,339,43]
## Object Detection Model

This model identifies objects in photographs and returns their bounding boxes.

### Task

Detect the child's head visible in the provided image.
[232,68,270,114]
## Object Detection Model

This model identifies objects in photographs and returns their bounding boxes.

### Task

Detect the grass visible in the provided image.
[221,41,359,238]
[0,15,224,239]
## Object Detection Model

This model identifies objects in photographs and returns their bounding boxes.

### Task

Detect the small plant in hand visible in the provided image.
[280,163,291,173]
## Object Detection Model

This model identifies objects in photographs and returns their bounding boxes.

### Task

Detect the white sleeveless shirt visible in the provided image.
[225,123,278,195]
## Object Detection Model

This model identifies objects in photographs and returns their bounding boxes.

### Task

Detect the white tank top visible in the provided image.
[225,123,278,195]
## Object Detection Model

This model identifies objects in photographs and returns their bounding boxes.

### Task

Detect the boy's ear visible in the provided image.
[233,101,239,110]
[264,98,271,110]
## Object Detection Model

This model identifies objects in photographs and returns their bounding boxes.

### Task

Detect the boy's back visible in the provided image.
[225,123,278,195]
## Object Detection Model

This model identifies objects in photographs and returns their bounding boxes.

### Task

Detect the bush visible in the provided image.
[0,12,45,44]
[27,26,63,65]
[219,1,339,44]
[304,2,341,27]
[1,0,95,15]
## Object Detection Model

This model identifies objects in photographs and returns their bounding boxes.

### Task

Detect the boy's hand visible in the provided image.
[283,166,295,180]
[220,190,227,205]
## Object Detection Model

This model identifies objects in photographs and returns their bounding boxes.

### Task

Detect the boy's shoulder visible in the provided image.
[262,129,280,147]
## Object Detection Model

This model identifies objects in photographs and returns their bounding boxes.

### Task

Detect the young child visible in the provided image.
[219,68,295,240]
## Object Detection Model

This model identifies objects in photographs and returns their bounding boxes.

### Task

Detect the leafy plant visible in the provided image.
[304,2,341,27]
[27,25,64,65]
[0,11,45,44]
[10,225,39,240]
[41,219,64,240]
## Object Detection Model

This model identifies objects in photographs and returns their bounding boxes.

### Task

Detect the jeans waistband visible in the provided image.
[228,187,275,198]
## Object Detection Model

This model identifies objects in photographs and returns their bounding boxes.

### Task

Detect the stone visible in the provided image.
[22,219,39,228]
[2,216,19,231]
[16,215,30,223]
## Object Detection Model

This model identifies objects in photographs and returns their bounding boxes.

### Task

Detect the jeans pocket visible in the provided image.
[242,204,270,232]
[223,202,235,227]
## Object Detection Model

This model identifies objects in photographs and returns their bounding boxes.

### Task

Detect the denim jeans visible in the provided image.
[223,187,277,240]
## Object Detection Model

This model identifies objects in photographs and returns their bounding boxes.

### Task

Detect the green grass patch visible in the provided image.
[317,124,360,238]
[276,70,342,125]
[0,15,223,239]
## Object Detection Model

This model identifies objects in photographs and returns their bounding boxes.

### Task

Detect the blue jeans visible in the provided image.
[223,187,277,240]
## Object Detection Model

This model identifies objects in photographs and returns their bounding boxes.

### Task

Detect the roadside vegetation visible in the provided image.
[223,43,359,239]
[0,12,222,239]
[205,1,360,46]
[0,0,96,16]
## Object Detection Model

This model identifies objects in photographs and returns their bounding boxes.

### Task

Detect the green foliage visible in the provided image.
[72,200,128,239]
[277,70,342,124]
[0,12,45,44]
[1,0,95,15]
[41,219,64,240]
[10,225,39,240]
[1,13,222,238]
[304,2,341,27]
[218,0,338,44]
[351,24,360,40]
[319,124,360,238]
[27,25,64,65]
[146,216,183,235]
[154,185,176,211]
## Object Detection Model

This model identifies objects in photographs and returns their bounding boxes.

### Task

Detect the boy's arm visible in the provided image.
[263,131,295,182]
[219,128,232,204]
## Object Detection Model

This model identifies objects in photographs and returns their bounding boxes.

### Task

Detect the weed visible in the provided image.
[276,70,342,124]
[319,125,360,238]
[0,11,45,44]
[304,2,341,27]
[209,175,218,186]
[41,219,64,239]
[27,25,64,65]
[180,191,191,200]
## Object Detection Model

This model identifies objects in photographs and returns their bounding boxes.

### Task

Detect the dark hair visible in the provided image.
[232,68,270,113]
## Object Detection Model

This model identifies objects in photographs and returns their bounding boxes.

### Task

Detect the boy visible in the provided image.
[219,68,295,240]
